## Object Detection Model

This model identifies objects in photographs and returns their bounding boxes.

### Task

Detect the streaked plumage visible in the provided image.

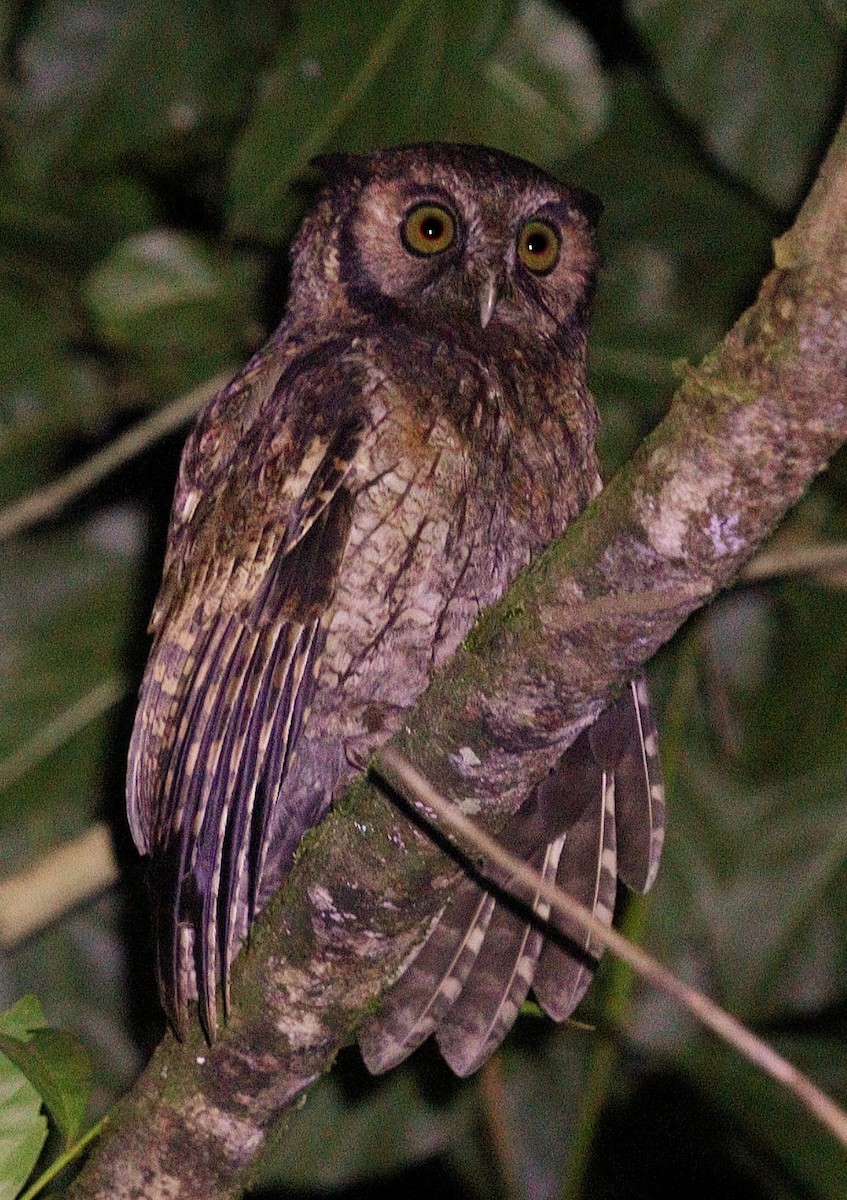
[127,143,664,1071]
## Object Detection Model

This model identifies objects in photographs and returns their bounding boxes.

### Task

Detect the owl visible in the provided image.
[127,143,664,1078]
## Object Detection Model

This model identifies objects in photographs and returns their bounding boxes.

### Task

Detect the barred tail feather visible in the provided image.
[436,833,566,1077]
[358,676,665,1076]
[609,678,665,893]
[358,887,496,1074]
[533,771,617,1020]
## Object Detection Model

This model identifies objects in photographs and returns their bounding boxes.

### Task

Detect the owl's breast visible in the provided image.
[312,345,596,747]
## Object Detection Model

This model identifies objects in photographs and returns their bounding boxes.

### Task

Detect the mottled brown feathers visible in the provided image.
[126,143,664,1069]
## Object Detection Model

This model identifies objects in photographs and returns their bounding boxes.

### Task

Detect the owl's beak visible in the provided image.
[478,274,498,329]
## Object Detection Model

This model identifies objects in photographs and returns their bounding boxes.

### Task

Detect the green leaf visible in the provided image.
[0,309,108,506]
[453,0,609,167]
[676,753,847,1015]
[0,1002,48,1200]
[227,0,457,240]
[0,1001,45,1043]
[254,1030,598,1197]
[0,167,156,273]
[484,1030,596,1200]
[83,230,258,394]
[7,0,291,183]
[253,1052,499,1194]
[0,1031,91,1148]
[0,1059,46,1200]
[0,2,22,55]
[684,1032,847,1200]
[4,901,145,1122]
[0,525,137,852]
[568,71,776,469]
[642,579,847,1032]
[227,0,608,242]
[626,0,846,208]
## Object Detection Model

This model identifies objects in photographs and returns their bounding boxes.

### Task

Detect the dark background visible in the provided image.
[1,2,847,1196]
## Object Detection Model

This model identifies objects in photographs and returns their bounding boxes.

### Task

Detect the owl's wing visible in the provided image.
[127,357,364,1038]
[358,678,664,1076]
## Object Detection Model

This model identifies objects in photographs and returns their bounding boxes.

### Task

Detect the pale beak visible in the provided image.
[478,274,498,329]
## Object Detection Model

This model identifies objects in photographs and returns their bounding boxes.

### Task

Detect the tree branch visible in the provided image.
[68,107,847,1200]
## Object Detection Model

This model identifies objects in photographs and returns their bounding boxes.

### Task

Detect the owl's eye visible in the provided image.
[401,203,456,256]
[517,219,560,274]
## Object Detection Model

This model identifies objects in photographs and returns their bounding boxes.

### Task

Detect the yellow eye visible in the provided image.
[517,219,560,274]
[401,203,456,256]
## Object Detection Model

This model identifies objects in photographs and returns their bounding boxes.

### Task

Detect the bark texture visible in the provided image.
[68,109,847,1200]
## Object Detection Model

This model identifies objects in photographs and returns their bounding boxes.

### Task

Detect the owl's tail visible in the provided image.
[357,677,665,1077]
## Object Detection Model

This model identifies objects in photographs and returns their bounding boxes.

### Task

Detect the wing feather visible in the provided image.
[600,678,665,892]
[127,375,362,1035]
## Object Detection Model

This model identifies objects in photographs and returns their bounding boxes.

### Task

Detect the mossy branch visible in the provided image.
[68,107,847,1200]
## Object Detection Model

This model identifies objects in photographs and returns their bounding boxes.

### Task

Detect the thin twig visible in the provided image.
[0,372,231,543]
[375,746,847,1152]
[19,1117,110,1200]
[0,676,126,794]
[741,541,847,582]
[0,822,119,947]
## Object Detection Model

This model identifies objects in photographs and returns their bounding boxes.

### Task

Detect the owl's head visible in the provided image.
[289,144,601,347]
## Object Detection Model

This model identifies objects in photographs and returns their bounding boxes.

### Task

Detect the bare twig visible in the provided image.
[741,541,847,582]
[0,823,119,947]
[0,373,230,543]
[0,676,126,794]
[376,747,847,1150]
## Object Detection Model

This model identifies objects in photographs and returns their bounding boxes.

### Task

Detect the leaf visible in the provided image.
[0,1001,48,1200]
[0,525,138,853]
[227,0,460,240]
[0,164,152,505]
[567,70,776,469]
[0,998,91,1149]
[0,1058,46,1200]
[0,1001,45,1043]
[227,0,609,243]
[683,757,847,1015]
[642,582,847,1027]
[453,0,609,167]
[0,166,156,272]
[83,230,259,394]
[255,1030,598,1199]
[485,1030,595,1200]
[0,283,110,505]
[7,0,291,183]
[253,1051,499,1195]
[0,2,21,55]
[0,1031,91,1148]
[626,0,846,208]
[4,900,146,1120]
[684,1032,847,1200]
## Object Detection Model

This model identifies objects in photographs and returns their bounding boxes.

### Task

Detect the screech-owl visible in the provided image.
[127,143,664,1077]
